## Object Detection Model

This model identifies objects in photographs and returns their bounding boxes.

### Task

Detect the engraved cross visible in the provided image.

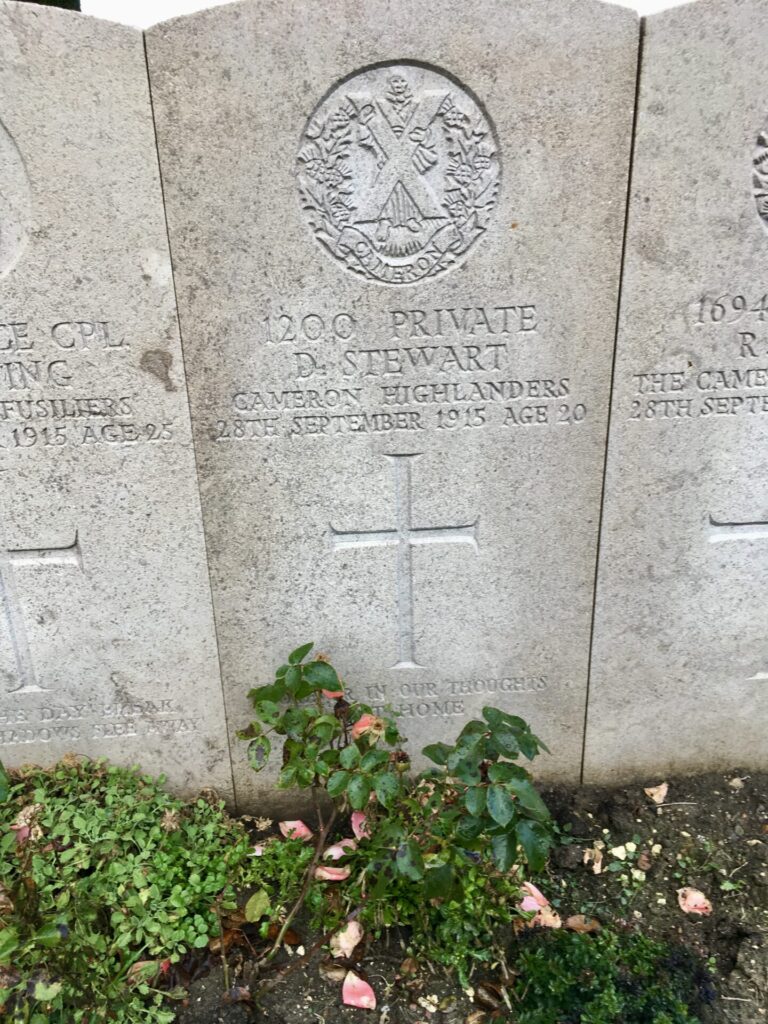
[0,529,83,694]
[330,454,478,669]
[708,511,768,681]
[350,90,448,223]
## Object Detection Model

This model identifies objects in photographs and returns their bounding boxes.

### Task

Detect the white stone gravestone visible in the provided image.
[0,2,233,798]
[146,0,638,807]
[585,0,768,780]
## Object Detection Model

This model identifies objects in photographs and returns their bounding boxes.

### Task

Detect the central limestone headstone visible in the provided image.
[0,2,232,798]
[146,0,638,807]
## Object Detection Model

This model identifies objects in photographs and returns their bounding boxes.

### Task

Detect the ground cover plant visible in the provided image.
[0,757,257,1023]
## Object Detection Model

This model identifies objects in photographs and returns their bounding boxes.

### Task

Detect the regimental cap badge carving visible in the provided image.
[753,122,768,229]
[297,63,500,285]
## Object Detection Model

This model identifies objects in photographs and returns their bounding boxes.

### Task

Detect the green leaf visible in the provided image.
[506,777,550,822]
[451,758,482,786]
[275,664,290,678]
[515,820,551,872]
[340,744,361,770]
[244,889,271,922]
[519,731,548,760]
[34,922,67,948]
[347,775,371,810]
[374,772,399,808]
[491,833,516,872]
[482,707,527,731]
[464,786,486,816]
[422,742,452,765]
[395,840,424,880]
[32,980,63,1001]
[487,762,528,783]
[327,770,350,798]
[284,665,302,692]
[254,700,280,726]
[249,681,285,703]
[489,725,520,757]
[455,815,484,841]
[0,926,19,962]
[247,736,271,772]
[288,642,314,664]
[303,661,340,689]
[0,761,9,803]
[487,784,515,827]
[360,749,389,771]
[424,863,454,899]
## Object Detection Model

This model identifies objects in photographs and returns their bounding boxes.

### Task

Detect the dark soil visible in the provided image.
[175,770,767,1023]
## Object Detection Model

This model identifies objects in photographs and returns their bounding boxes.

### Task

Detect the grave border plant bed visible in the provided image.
[1,645,755,1024]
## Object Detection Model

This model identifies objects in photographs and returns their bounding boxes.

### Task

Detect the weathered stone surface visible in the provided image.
[146,0,638,807]
[585,0,768,781]
[0,2,232,797]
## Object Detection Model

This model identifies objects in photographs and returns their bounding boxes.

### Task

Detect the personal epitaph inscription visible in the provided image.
[297,63,500,284]
[585,0,768,781]
[0,2,232,797]
[330,454,478,668]
[147,0,638,808]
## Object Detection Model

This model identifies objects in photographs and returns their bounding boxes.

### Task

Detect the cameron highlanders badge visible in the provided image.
[297,63,500,285]
[754,118,768,229]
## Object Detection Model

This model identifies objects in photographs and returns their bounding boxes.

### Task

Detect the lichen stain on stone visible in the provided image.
[139,349,177,392]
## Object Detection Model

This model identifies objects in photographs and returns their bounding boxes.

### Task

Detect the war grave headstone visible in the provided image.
[146,0,638,808]
[585,0,768,781]
[0,2,233,797]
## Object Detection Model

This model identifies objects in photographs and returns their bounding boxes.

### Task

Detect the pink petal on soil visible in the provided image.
[677,887,713,915]
[520,894,541,912]
[324,838,357,860]
[342,970,376,1009]
[351,812,370,840]
[278,820,313,841]
[330,920,363,958]
[533,906,562,929]
[12,825,30,846]
[315,864,351,881]
[252,844,265,856]
[518,881,549,910]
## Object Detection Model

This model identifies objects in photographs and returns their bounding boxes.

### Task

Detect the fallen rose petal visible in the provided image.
[330,920,363,958]
[565,914,601,933]
[278,820,313,841]
[342,970,376,1010]
[324,838,357,860]
[534,905,562,929]
[351,812,370,839]
[583,841,605,875]
[518,881,549,912]
[251,844,265,857]
[644,782,668,805]
[12,825,31,847]
[315,864,351,881]
[677,886,712,915]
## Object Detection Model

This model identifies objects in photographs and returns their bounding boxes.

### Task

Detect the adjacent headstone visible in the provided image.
[0,2,233,797]
[585,0,768,780]
[146,0,638,808]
